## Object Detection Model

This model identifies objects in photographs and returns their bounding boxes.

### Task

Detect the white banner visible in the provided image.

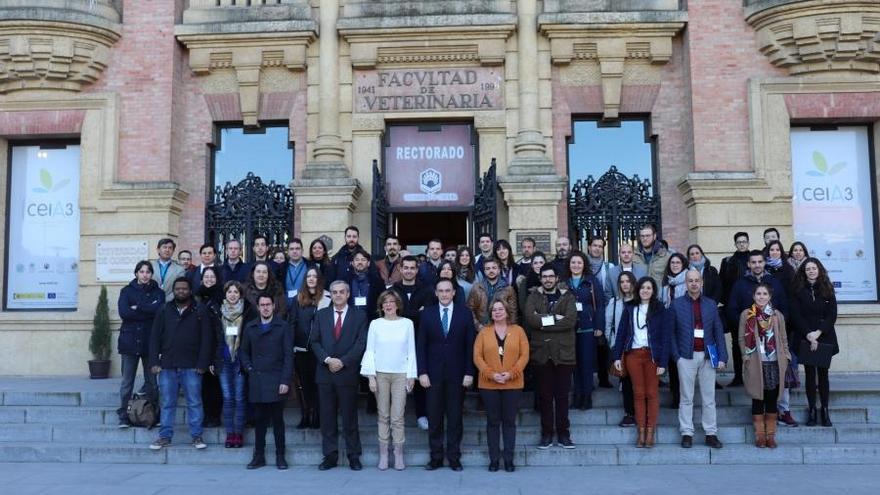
[791,127,877,301]
[6,145,80,309]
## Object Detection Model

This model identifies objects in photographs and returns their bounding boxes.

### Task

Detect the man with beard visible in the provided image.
[632,224,670,286]
[374,235,403,287]
[331,226,366,282]
[550,236,572,281]
[418,239,445,287]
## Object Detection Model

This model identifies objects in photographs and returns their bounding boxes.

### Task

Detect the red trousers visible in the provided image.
[625,348,659,428]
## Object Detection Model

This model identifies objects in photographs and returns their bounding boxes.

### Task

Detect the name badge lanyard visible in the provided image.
[286,262,305,292]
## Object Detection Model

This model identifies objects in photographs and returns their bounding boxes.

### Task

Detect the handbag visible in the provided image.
[798,340,834,368]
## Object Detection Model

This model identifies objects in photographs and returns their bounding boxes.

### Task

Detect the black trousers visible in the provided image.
[318,383,361,459]
[426,378,464,462]
[752,388,779,414]
[668,357,680,406]
[621,376,635,416]
[201,371,222,423]
[481,388,521,463]
[294,351,318,413]
[253,401,285,455]
[536,360,574,438]
[596,341,611,384]
[804,365,830,409]
[413,381,428,418]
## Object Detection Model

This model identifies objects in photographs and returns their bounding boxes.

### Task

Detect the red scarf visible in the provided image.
[744,303,777,359]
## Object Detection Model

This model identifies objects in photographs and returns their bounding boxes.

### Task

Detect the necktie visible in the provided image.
[442,307,449,337]
[334,311,343,341]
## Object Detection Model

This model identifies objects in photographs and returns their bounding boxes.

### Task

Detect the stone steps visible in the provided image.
[1,441,878,466]
[1,422,877,446]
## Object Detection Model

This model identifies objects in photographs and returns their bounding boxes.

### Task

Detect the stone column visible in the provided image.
[294,0,361,246]
[499,0,566,251]
[302,0,347,178]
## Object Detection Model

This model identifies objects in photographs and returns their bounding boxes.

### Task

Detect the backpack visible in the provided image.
[127,394,158,429]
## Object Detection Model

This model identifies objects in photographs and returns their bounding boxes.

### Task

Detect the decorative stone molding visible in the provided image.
[0,21,120,94]
[540,23,684,119]
[745,0,880,75]
[176,32,314,127]
[339,26,514,69]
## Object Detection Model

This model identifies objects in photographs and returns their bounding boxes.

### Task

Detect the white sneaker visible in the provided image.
[417,416,429,430]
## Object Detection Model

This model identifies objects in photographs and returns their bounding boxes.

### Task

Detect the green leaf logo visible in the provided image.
[807,151,846,177]
[32,169,70,193]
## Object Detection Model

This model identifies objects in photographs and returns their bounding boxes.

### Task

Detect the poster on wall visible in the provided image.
[384,124,476,209]
[6,144,80,310]
[790,127,877,302]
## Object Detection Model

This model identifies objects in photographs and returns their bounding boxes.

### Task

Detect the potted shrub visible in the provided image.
[88,285,112,379]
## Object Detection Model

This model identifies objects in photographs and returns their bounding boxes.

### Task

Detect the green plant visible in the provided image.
[89,285,112,361]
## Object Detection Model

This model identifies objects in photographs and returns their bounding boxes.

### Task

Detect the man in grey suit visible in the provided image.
[151,238,185,302]
[312,280,368,471]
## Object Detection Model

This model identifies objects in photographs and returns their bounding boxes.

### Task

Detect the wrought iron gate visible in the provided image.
[205,172,295,260]
[471,158,498,247]
[567,166,660,264]
[371,159,389,258]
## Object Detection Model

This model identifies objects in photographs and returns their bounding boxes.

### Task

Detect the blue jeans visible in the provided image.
[218,360,246,434]
[574,330,597,396]
[158,368,203,441]
[117,354,156,419]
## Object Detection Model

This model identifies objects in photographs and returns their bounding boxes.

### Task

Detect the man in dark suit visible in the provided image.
[311,280,368,471]
[417,279,476,471]
[187,243,218,294]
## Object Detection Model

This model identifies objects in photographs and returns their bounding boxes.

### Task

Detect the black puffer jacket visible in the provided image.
[117,279,164,356]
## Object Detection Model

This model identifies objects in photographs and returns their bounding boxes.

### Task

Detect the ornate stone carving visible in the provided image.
[176,33,314,127]
[541,23,684,119]
[746,0,880,75]
[0,22,119,94]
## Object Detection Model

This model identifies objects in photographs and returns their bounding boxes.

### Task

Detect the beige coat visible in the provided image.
[738,308,790,401]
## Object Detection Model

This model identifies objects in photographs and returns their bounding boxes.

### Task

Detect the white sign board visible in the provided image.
[791,126,878,301]
[96,241,150,282]
[6,145,80,310]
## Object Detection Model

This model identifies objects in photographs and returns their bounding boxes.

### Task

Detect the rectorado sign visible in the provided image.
[354,68,503,113]
[385,124,475,208]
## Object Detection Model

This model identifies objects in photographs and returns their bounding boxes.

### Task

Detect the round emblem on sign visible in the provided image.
[420,168,442,194]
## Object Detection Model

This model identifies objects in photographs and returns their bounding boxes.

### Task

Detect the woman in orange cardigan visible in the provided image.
[473,299,530,473]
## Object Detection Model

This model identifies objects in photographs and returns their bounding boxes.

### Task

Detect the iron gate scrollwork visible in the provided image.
[205,172,295,260]
[472,158,498,247]
[371,159,389,258]
[568,165,660,264]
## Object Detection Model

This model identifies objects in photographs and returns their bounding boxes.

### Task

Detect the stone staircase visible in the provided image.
[1,375,879,466]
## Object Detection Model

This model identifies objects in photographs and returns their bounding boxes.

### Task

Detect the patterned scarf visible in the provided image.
[766,256,783,269]
[220,299,245,360]
[744,303,777,360]
[788,257,805,272]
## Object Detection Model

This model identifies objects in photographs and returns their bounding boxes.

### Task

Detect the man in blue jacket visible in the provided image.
[670,269,727,449]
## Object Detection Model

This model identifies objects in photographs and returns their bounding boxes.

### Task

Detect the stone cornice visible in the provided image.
[745,0,880,75]
[540,21,684,119]
[176,31,315,127]
[339,25,515,69]
[0,20,120,94]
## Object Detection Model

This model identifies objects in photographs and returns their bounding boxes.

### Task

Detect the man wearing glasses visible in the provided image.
[632,224,670,286]
[719,232,751,387]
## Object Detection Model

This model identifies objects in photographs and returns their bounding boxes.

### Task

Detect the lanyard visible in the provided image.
[158,261,170,284]
[286,262,305,290]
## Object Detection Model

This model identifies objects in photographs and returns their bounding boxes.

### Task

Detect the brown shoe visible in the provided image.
[645,427,656,448]
[752,415,766,448]
[764,414,778,448]
[636,427,646,448]
[393,443,405,471]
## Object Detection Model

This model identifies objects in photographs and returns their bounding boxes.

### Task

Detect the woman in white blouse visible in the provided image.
[360,289,417,471]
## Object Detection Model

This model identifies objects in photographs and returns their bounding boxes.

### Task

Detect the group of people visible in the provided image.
[116,224,839,472]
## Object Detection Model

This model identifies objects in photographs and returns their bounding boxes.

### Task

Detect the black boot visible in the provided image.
[820,407,833,427]
[276,452,288,470]
[806,407,818,427]
[571,394,583,410]
[247,451,266,469]
[310,408,320,429]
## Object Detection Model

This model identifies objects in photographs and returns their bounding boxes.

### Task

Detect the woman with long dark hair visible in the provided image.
[605,271,638,427]
[739,283,790,448]
[245,261,286,318]
[493,239,517,286]
[764,240,795,293]
[660,253,687,409]
[308,238,336,283]
[197,266,224,427]
[565,250,605,410]
[435,259,467,306]
[787,242,810,273]
[790,257,838,427]
[288,267,331,429]
[686,244,721,302]
[612,277,670,448]
[456,246,477,299]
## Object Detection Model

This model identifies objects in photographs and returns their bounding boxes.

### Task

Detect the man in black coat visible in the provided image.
[418,279,476,471]
[148,277,213,451]
[331,226,367,282]
[312,280,368,471]
[240,294,294,470]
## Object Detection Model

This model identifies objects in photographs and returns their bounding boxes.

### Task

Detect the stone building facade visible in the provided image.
[1,0,879,374]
